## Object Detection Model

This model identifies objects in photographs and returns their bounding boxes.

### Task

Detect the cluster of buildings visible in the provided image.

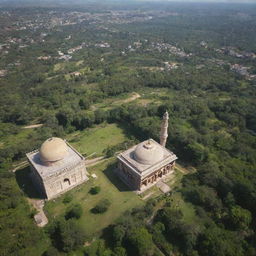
[0,70,8,77]
[1,9,180,35]
[150,42,192,57]
[94,42,111,48]
[215,46,256,60]
[37,40,111,62]
[26,112,177,200]
[231,64,256,80]
[163,62,180,71]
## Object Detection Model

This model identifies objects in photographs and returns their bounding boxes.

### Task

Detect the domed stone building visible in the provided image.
[117,112,177,192]
[26,137,88,200]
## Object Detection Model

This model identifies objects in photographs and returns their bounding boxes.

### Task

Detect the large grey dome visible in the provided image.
[133,139,164,165]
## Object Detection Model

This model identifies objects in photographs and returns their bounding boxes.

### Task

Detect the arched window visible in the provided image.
[63,178,71,186]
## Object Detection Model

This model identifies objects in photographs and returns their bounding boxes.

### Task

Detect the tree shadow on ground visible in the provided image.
[15,166,44,199]
[103,163,131,192]
[116,122,147,142]
[101,224,115,248]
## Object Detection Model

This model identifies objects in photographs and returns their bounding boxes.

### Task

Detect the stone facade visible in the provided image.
[26,139,89,200]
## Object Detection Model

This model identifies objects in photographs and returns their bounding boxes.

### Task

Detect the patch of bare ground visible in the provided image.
[11,161,28,172]
[85,156,105,167]
[122,92,141,103]
[22,124,43,129]
[175,164,191,174]
[28,198,48,227]
[142,191,155,200]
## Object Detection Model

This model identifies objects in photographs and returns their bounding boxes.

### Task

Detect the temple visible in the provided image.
[117,111,177,192]
[26,137,89,200]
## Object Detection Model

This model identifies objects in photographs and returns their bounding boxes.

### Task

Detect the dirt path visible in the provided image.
[90,92,141,110]
[22,124,43,129]
[11,161,28,172]
[28,198,48,227]
[142,191,155,200]
[85,156,105,167]
[122,92,141,103]
[175,164,189,174]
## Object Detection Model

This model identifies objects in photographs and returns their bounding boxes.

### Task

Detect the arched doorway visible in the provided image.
[63,178,71,189]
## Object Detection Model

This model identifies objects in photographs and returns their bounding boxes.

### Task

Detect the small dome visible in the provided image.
[134,140,164,165]
[40,137,69,163]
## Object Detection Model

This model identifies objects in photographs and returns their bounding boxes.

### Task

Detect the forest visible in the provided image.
[0,1,256,256]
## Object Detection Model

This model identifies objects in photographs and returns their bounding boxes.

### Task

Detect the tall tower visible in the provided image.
[160,111,169,147]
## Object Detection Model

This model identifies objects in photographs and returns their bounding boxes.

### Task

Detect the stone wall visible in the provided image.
[117,161,141,190]
[29,164,47,198]
[44,161,88,199]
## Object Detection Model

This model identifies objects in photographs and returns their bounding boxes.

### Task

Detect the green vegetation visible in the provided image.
[45,160,144,237]
[91,199,111,214]
[48,218,86,252]
[0,167,49,256]
[0,1,256,256]
[89,186,101,195]
[69,123,129,157]
[62,194,73,204]
[65,204,83,219]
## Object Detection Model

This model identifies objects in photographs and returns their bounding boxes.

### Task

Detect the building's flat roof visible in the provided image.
[26,143,84,180]
[117,139,177,178]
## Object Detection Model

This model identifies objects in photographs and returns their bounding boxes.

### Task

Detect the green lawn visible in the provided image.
[68,123,129,157]
[0,128,34,149]
[169,193,197,223]
[45,159,144,238]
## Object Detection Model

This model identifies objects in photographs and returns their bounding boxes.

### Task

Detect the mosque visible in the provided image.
[26,111,177,199]
[117,111,177,192]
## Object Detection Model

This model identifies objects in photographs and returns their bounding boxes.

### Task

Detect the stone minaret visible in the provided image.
[160,111,169,147]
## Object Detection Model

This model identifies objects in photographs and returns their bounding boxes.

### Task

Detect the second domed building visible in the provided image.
[117,111,177,192]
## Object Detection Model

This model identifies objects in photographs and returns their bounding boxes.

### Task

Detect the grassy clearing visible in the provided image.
[169,192,198,224]
[76,60,84,66]
[45,159,144,238]
[90,92,139,111]
[172,193,196,222]
[0,128,34,149]
[53,62,66,72]
[68,123,129,157]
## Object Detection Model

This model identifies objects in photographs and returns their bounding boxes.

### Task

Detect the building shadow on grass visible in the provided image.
[103,163,131,192]
[15,166,44,199]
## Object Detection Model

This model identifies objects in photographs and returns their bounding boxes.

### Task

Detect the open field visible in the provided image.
[15,151,192,241]
[68,123,129,157]
[0,128,35,150]
[44,159,144,238]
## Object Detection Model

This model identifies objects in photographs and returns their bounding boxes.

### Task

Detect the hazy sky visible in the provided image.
[0,0,255,4]
[137,0,256,2]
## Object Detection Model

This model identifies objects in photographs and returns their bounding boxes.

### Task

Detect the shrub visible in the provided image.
[65,204,83,219]
[63,194,73,204]
[48,218,85,252]
[42,246,59,256]
[127,227,154,256]
[91,199,111,214]
[60,219,85,252]
[89,186,101,195]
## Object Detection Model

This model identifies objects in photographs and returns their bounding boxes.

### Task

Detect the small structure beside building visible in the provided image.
[26,137,89,200]
[117,111,177,192]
